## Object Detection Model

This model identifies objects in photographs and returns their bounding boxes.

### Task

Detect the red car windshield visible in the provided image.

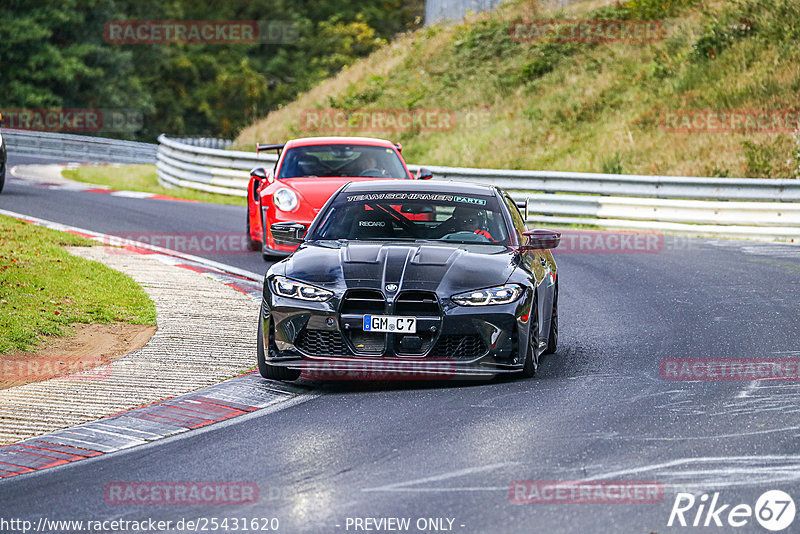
[277,144,408,179]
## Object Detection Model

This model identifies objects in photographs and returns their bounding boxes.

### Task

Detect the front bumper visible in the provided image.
[261,288,532,378]
[259,206,308,256]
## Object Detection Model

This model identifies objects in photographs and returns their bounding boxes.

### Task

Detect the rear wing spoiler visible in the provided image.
[515,198,530,221]
[256,143,285,155]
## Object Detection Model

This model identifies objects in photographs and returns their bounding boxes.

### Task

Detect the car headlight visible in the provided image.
[451,284,524,306]
[271,276,332,301]
[273,188,298,212]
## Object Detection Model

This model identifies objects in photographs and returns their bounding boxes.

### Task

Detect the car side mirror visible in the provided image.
[416,167,433,180]
[250,168,273,201]
[250,167,273,183]
[521,229,561,251]
[271,222,306,245]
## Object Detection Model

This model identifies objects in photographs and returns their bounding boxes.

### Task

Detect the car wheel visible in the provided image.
[257,317,301,381]
[246,212,262,252]
[543,280,558,355]
[520,297,539,378]
[0,154,6,194]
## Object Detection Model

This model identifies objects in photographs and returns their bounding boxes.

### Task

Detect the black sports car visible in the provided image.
[257,180,561,381]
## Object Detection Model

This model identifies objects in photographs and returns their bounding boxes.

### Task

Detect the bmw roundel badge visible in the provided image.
[385,283,398,292]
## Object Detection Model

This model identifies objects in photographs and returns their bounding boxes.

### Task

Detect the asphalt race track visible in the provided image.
[1,154,800,533]
[1,154,270,277]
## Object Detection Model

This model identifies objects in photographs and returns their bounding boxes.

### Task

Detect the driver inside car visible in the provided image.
[435,206,496,241]
[352,153,384,176]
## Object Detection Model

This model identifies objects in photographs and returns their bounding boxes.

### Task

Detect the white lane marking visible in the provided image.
[110,190,154,198]
[737,380,759,398]
[581,456,800,482]
[635,426,800,440]
[741,245,800,257]
[362,462,518,493]
[708,240,800,256]
[361,456,800,494]
[0,208,263,281]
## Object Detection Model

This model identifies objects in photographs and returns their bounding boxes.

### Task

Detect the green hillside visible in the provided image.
[234,0,800,179]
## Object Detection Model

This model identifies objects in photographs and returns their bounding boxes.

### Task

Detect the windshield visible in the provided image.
[309,191,510,245]
[277,144,408,179]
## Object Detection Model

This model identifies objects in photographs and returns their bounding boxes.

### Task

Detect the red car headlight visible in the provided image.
[273,188,299,212]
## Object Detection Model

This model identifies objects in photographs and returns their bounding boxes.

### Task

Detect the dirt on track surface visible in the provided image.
[0,323,156,389]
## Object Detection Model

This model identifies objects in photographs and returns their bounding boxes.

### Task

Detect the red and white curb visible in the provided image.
[9,163,198,203]
[0,375,308,479]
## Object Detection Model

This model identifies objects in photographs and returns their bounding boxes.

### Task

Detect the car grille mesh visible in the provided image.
[341,289,385,314]
[295,329,346,356]
[326,289,487,359]
[395,291,439,316]
[347,331,386,354]
[430,334,487,360]
[341,289,386,354]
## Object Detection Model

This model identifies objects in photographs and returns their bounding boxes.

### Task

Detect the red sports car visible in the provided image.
[247,137,427,259]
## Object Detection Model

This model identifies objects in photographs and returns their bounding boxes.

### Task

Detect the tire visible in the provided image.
[519,297,539,378]
[246,212,262,252]
[257,318,301,381]
[0,148,6,194]
[262,251,283,262]
[543,280,558,355]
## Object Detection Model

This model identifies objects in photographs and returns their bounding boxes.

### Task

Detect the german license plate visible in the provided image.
[363,315,417,333]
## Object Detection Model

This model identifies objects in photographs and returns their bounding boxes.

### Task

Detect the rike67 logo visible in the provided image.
[668,490,795,531]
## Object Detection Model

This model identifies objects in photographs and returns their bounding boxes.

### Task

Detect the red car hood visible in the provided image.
[278,176,401,209]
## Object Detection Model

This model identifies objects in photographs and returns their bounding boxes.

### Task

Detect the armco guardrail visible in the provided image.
[171,137,233,150]
[156,134,276,196]
[153,134,799,241]
[4,130,157,164]
[426,165,800,202]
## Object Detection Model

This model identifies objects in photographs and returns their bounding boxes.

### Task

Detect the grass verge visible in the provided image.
[235,0,800,179]
[62,164,246,206]
[0,215,157,353]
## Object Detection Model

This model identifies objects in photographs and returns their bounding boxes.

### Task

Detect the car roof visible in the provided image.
[341,179,499,196]
[284,137,398,149]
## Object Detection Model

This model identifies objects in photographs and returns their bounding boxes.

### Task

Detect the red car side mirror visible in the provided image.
[416,167,433,180]
[250,168,274,201]
[250,167,274,184]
